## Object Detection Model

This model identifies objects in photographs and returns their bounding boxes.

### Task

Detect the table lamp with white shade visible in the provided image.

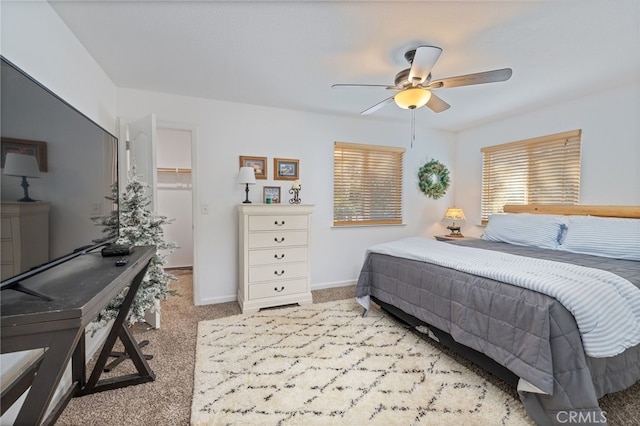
[3,152,42,202]
[237,166,256,204]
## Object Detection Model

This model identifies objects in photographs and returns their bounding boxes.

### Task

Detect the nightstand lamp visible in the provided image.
[442,206,466,237]
[237,166,256,204]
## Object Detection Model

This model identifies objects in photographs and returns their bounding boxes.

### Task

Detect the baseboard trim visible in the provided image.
[311,280,356,290]
[196,294,238,306]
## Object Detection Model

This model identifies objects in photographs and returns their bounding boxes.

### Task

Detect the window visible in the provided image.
[333,141,405,226]
[481,129,581,223]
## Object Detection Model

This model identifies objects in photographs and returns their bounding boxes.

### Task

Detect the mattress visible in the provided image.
[355,238,640,425]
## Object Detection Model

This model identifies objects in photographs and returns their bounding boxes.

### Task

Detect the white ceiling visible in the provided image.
[49,0,640,132]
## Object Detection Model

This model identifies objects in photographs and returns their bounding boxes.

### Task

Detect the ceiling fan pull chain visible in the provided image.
[411,108,416,148]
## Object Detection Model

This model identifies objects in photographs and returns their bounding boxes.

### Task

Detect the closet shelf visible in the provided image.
[157,167,191,174]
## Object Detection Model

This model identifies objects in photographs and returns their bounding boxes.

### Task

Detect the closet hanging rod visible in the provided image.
[157,167,191,174]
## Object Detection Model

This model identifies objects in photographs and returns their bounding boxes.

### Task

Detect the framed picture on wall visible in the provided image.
[274,158,299,180]
[1,137,48,171]
[239,155,267,179]
[263,186,281,204]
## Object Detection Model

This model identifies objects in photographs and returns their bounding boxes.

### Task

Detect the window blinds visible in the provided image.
[333,142,405,226]
[481,129,581,223]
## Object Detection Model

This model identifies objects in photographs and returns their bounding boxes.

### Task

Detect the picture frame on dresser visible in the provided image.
[274,158,299,180]
[263,186,281,203]
[239,155,267,179]
[1,137,48,172]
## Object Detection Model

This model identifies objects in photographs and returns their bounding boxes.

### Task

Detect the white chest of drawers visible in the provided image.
[238,204,313,313]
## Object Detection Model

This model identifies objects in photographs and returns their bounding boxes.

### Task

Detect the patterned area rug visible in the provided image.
[191,299,532,425]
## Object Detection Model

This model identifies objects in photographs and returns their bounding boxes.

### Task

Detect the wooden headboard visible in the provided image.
[503,204,640,219]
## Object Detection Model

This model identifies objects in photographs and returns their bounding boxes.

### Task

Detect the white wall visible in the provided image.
[117,88,456,304]
[454,82,640,237]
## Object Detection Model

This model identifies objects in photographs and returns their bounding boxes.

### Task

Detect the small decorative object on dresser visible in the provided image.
[263,186,281,204]
[289,180,301,204]
[237,204,313,313]
[442,206,466,237]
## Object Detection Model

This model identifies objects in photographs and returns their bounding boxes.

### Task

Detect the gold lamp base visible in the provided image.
[446,225,463,238]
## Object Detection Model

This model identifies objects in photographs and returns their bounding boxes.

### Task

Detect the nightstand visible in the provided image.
[435,235,479,242]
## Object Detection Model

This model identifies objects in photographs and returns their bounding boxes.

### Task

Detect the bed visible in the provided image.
[355,205,640,425]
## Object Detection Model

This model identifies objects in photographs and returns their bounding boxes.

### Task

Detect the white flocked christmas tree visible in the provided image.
[92,164,178,330]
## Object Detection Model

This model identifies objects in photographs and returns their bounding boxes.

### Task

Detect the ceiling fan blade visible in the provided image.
[425,93,450,113]
[361,96,395,115]
[408,45,442,85]
[429,68,512,89]
[332,83,393,89]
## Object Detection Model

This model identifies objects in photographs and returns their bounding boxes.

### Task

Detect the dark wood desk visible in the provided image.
[1,245,156,426]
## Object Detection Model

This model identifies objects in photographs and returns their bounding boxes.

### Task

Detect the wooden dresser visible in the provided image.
[1,202,50,280]
[238,204,313,313]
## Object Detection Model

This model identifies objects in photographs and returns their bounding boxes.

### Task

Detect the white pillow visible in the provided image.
[559,216,640,261]
[482,213,567,249]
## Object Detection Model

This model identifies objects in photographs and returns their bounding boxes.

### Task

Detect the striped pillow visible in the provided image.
[559,216,640,261]
[482,213,567,249]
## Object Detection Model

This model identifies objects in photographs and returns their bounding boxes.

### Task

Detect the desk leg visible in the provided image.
[72,332,86,386]
[13,328,82,426]
[76,262,155,396]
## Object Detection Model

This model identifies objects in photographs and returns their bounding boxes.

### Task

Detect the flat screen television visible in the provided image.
[1,56,119,296]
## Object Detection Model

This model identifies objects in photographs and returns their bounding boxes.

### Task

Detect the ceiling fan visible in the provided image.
[332,45,513,115]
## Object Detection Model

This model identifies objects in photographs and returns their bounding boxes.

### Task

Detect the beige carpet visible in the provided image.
[55,271,640,425]
[191,300,532,425]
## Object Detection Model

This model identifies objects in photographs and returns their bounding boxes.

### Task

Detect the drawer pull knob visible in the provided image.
[274,286,285,292]
[274,270,285,276]
[274,220,285,226]
[274,237,285,243]
[274,254,285,259]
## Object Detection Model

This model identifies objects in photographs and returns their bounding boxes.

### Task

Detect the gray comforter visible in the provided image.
[355,239,640,425]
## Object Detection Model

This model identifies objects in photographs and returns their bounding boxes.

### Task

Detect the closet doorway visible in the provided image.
[157,127,193,269]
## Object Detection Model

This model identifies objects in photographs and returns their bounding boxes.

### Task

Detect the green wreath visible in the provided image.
[418,159,450,199]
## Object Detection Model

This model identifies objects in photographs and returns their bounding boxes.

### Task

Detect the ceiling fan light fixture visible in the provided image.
[394,88,431,110]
